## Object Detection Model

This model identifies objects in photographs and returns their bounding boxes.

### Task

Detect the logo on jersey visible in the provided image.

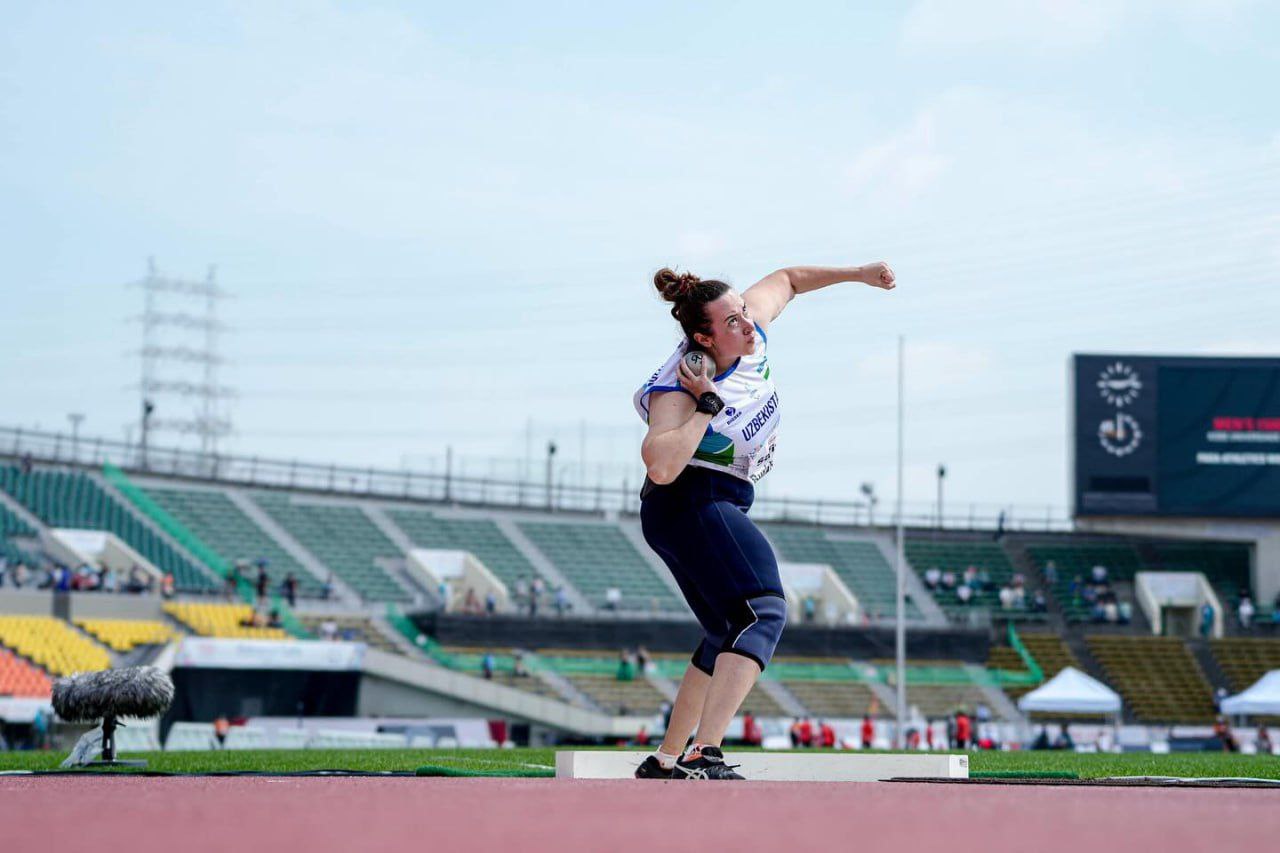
[724,406,743,424]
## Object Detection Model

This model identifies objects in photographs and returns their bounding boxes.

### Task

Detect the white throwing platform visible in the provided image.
[555,750,968,781]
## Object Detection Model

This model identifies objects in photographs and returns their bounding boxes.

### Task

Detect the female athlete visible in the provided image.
[633,262,895,779]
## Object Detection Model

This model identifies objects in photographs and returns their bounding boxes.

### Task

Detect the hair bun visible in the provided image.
[654,268,702,302]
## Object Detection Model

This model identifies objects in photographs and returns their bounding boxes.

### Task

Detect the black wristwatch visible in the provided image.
[696,392,725,416]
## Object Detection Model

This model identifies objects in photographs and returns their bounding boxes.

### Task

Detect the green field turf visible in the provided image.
[1,748,1278,778]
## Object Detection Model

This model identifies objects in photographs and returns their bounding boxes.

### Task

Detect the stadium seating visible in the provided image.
[779,679,879,718]
[562,673,668,715]
[0,502,36,565]
[145,487,322,597]
[517,521,682,611]
[252,493,408,602]
[74,618,178,652]
[0,646,52,697]
[763,525,922,620]
[0,615,111,675]
[387,508,546,589]
[1145,541,1252,604]
[164,602,289,640]
[905,536,1037,621]
[0,467,217,592]
[1087,635,1216,723]
[1209,638,1280,693]
[296,614,402,655]
[1024,542,1143,621]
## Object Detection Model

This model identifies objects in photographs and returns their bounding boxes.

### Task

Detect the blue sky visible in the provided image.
[2,1,1277,516]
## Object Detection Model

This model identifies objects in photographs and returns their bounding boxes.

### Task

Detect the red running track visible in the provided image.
[2,777,1277,853]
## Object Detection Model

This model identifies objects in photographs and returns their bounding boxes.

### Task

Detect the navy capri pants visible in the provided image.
[640,465,786,674]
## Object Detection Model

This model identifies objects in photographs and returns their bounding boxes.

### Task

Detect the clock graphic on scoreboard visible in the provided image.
[1098,412,1143,457]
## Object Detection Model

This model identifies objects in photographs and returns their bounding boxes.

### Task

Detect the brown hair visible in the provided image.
[653,267,730,349]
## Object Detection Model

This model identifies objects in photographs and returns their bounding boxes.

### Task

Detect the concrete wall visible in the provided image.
[357,673,504,718]
[0,589,163,620]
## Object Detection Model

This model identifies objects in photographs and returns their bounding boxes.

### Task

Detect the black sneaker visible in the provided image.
[634,755,674,779]
[673,746,744,780]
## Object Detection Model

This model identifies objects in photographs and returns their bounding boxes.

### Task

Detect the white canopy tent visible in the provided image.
[1220,670,1280,716]
[1017,666,1122,716]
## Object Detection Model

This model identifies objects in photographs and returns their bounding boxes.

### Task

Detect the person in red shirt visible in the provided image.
[742,711,763,747]
[797,717,814,748]
[860,714,875,750]
[819,720,836,749]
[954,710,972,749]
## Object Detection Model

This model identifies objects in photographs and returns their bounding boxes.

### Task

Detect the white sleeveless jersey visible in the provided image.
[633,322,780,484]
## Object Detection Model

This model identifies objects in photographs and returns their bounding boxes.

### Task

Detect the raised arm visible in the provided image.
[742,262,895,331]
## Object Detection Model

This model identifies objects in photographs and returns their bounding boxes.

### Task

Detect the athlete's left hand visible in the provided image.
[860,262,895,290]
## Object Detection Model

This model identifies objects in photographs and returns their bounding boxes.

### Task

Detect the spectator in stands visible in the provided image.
[485,591,497,615]
[1032,726,1051,750]
[282,573,299,609]
[993,510,1006,542]
[998,584,1014,610]
[530,576,544,617]
[1043,560,1058,586]
[617,649,636,682]
[798,717,814,748]
[1256,725,1272,755]
[13,561,28,589]
[924,567,941,590]
[736,710,758,747]
[636,645,651,673]
[953,710,971,749]
[1053,723,1074,750]
[0,556,7,588]
[161,572,175,598]
[322,572,335,601]
[1200,602,1215,637]
[214,714,230,747]
[941,571,956,590]
[513,576,529,610]
[267,608,282,629]
[320,618,338,641]
[956,584,972,606]
[1117,600,1132,624]
[255,562,269,606]
[553,585,568,616]
[227,561,244,601]
[604,587,622,611]
[1103,597,1119,624]
[1212,716,1238,752]
[481,651,494,680]
[1091,564,1109,584]
[32,707,48,750]
[101,567,118,593]
[19,452,33,475]
[1031,590,1047,613]
[1238,594,1255,631]
[803,596,817,623]
[963,565,978,590]
[463,587,480,614]
[860,714,874,749]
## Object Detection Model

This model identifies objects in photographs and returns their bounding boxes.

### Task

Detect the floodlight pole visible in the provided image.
[895,334,906,749]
